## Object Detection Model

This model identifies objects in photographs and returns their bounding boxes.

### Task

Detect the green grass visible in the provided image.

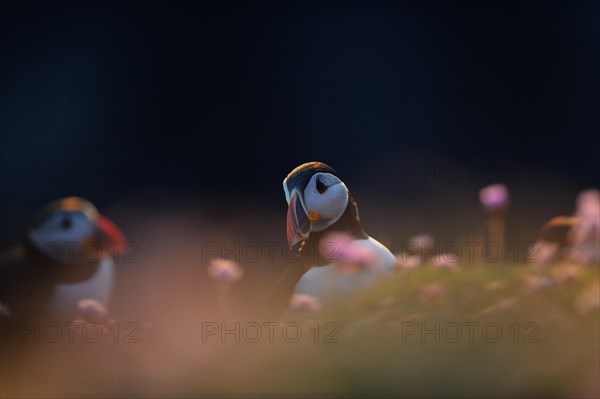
[205,263,599,398]
[6,262,596,398]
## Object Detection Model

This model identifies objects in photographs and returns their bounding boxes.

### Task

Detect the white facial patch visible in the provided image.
[303,173,349,231]
[283,178,291,204]
[28,211,96,263]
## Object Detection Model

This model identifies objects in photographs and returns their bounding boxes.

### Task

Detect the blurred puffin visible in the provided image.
[535,192,599,264]
[273,162,395,308]
[0,197,126,323]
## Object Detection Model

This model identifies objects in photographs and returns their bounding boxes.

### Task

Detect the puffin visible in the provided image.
[538,216,580,249]
[0,197,127,324]
[273,162,395,308]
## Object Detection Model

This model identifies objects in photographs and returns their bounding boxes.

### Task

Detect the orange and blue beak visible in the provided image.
[95,214,128,256]
[286,190,311,248]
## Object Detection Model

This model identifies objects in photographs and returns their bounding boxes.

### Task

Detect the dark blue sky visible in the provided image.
[0,1,598,234]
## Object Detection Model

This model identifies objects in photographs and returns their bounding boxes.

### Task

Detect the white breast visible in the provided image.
[48,256,115,319]
[294,236,395,304]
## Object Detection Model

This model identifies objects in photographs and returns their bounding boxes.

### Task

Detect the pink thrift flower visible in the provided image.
[319,232,354,263]
[576,189,600,225]
[432,253,459,269]
[527,241,558,265]
[319,232,378,274]
[395,253,422,269]
[207,259,244,283]
[479,184,510,212]
[75,299,116,331]
[290,294,322,312]
[573,189,600,246]
[407,233,435,253]
[574,283,600,314]
[77,299,109,323]
[419,282,447,300]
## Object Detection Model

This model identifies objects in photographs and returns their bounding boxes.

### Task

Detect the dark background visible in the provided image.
[1,4,598,396]
[1,0,599,247]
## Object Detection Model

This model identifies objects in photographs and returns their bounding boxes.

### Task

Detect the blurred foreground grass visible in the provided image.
[197,263,599,398]
[3,262,598,398]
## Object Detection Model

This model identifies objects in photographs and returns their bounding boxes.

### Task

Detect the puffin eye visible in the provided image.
[60,217,72,230]
[316,177,327,194]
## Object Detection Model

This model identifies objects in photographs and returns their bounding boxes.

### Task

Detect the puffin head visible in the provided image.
[283,162,355,248]
[26,197,127,271]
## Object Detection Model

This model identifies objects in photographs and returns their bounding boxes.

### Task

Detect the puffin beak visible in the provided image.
[95,214,127,255]
[287,190,311,248]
